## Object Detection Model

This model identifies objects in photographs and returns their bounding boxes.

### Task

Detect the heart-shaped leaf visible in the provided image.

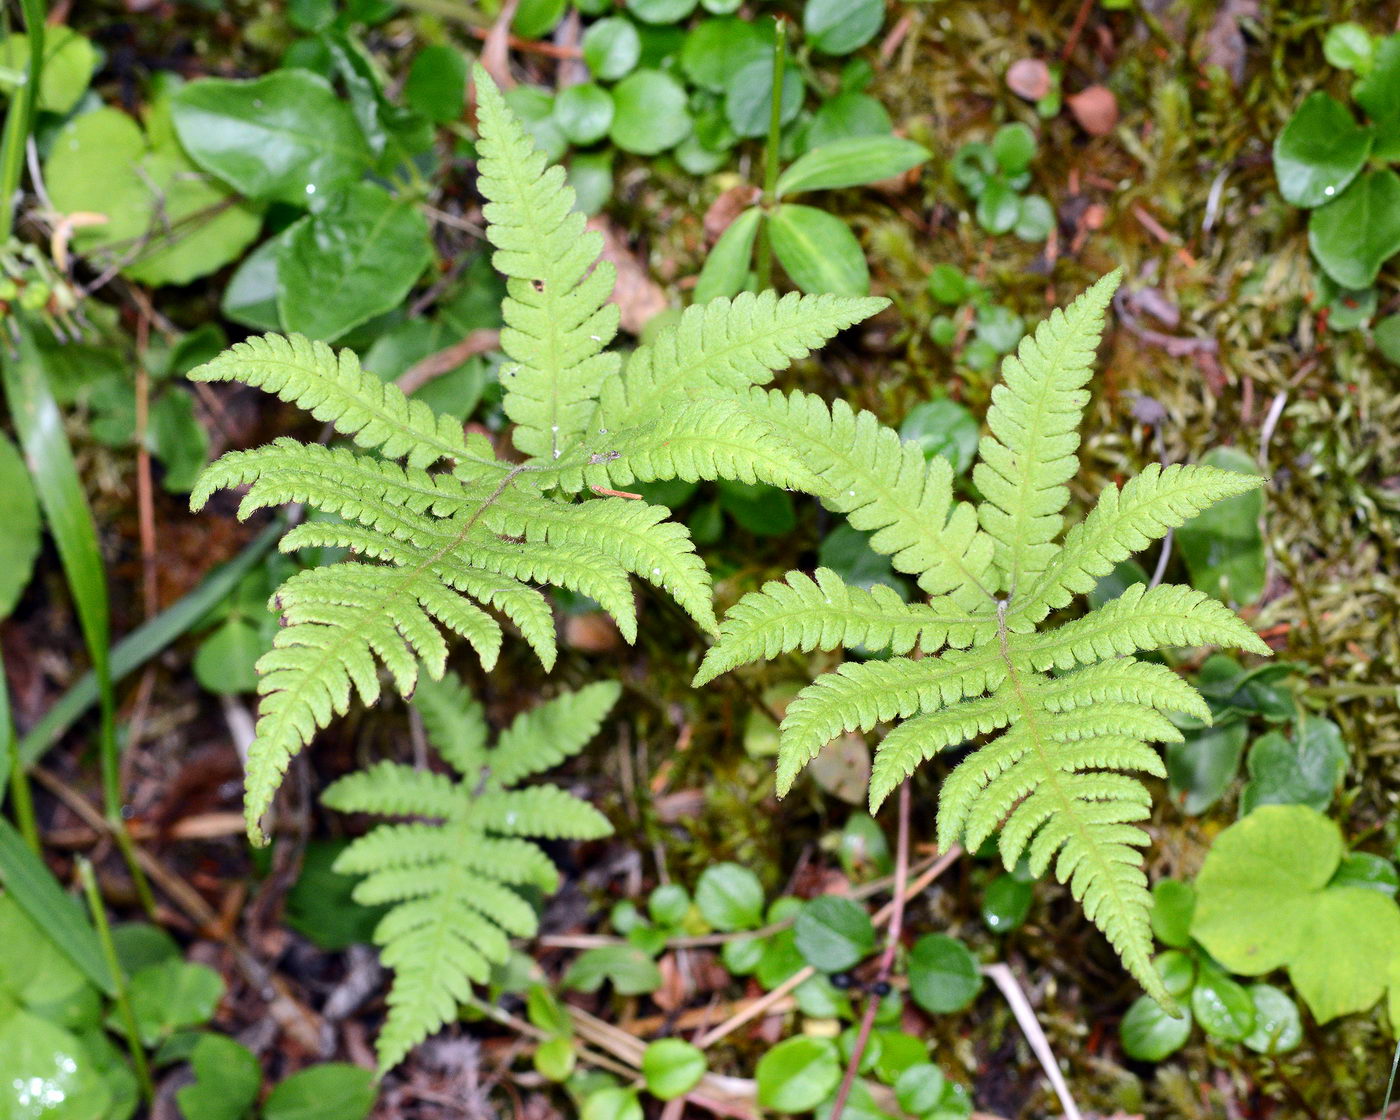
[1308,168,1400,289]
[1272,91,1371,208]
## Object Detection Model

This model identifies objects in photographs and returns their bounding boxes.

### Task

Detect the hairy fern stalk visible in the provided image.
[697,273,1269,1005]
[323,674,616,1071]
[190,67,882,842]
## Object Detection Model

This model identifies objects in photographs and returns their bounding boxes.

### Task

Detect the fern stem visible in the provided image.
[827,782,911,1120]
[752,17,787,291]
[78,857,155,1105]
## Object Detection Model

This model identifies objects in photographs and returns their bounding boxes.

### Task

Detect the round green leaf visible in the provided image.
[1309,168,1400,289]
[724,55,803,138]
[505,85,567,162]
[1149,878,1196,949]
[193,619,264,695]
[804,0,882,56]
[1242,984,1302,1054]
[126,959,225,1046]
[973,304,1024,353]
[695,862,765,930]
[805,91,892,148]
[870,1030,924,1082]
[176,1034,262,1120]
[975,179,1021,234]
[1273,92,1372,209]
[582,1087,644,1120]
[642,1038,707,1100]
[980,874,1032,933]
[1191,962,1255,1041]
[1176,445,1266,606]
[648,884,691,926]
[171,70,372,205]
[1331,851,1400,895]
[1356,34,1400,160]
[769,203,869,295]
[1166,720,1248,816]
[0,27,98,114]
[627,0,698,24]
[907,934,982,1014]
[1323,23,1375,72]
[755,1036,842,1113]
[513,0,567,37]
[702,0,742,11]
[1014,194,1055,241]
[990,122,1036,174]
[1119,994,1191,1061]
[610,69,691,154]
[0,433,40,618]
[681,18,772,93]
[894,1063,946,1113]
[899,399,979,475]
[405,45,467,123]
[793,895,876,972]
[1239,715,1347,815]
[1155,950,1197,999]
[535,1035,577,1081]
[554,83,615,146]
[721,934,765,976]
[1377,313,1400,364]
[263,1062,376,1120]
[583,18,642,81]
[564,944,662,995]
[569,150,615,216]
[927,263,969,305]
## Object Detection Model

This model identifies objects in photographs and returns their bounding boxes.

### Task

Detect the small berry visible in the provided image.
[830,972,853,990]
[870,980,892,998]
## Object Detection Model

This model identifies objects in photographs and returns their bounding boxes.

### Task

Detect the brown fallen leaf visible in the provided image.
[1006,58,1052,101]
[1067,85,1119,135]
[704,184,761,241]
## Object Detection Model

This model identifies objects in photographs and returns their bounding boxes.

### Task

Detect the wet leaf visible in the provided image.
[1272,91,1371,208]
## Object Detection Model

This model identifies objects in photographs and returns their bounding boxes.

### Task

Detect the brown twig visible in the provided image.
[394,328,501,396]
[827,783,912,1120]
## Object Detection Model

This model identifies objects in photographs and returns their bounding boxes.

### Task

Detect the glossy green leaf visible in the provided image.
[404,45,467,123]
[1308,168,1400,289]
[583,18,642,81]
[894,1063,946,1114]
[769,203,869,295]
[1330,851,1400,896]
[1176,446,1265,605]
[975,179,1021,234]
[818,523,906,597]
[776,135,928,197]
[1239,715,1347,815]
[1191,961,1254,1041]
[175,1034,262,1120]
[513,0,567,38]
[642,1038,706,1100]
[899,399,978,476]
[1273,92,1371,208]
[755,1036,842,1113]
[1155,950,1196,998]
[724,56,802,138]
[1323,23,1375,72]
[610,69,691,154]
[172,70,372,205]
[805,91,892,148]
[504,86,567,162]
[535,1035,576,1081]
[1242,984,1302,1054]
[1119,994,1191,1061]
[0,27,97,114]
[990,122,1035,174]
[1014,194,1055,240]
[126,959,225,1046]
[1149,878,1195,949]
[804,0,882,56]
[1355,34,1400,159]
[0,1006,112,1120]
[1166,720,1247,815]
[907,934,982,1014]
[262,1063,376,1120]
[627,0,698,24]
[695,862,764,931]
[793,895,875,972]
[582,1087,643,1120]
[277,182,432,342]
[980,874,1032,933]
[693,207,760,303]
[680,18,771,93]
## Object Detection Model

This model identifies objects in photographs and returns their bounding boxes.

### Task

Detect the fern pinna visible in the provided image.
[323,674,616,1071]
[189,67,884,842]
[694,274,1269,1006]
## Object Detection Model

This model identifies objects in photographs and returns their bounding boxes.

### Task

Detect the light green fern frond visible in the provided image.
[972,271,1118,595]
[700,275,1271,1007]
[323,676,617,1073]
[475,69,620,461]
[693,568,993,687]
[189,334,496,473]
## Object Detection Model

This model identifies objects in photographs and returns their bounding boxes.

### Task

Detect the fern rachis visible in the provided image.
[696,273,1269,1005]
[323,674,617,1072]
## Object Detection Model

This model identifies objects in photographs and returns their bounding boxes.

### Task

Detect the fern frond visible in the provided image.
[475,69,620,461]
[1014,583,1270,671]
[740,389,997,607]
[323,676,618,1072]
[1017,463,1265,621]
[973,272,1118,595]
[693,568,994,686]
[190,334,492,471]
[593,290,885,429]
[868,691,1017,809]
[776,649,1006,794]
[412,674,489,776]
[484,494,718,634]
[492,680,622,785]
